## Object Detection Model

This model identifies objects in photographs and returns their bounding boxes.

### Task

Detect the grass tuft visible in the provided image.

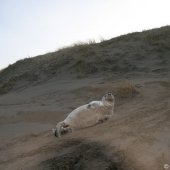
[0,78,17,94]
[112,81,138,98]
[58,40,96,54]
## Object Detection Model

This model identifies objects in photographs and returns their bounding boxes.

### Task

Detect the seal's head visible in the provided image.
[102,92,115,105]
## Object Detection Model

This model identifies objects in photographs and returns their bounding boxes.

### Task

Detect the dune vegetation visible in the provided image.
[0,26,170,94]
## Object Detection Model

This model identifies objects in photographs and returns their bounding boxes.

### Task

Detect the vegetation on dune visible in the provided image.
[112,81,138,98]
[0,72,39,94]
[74,81,138,101]
[58,40,97,53]
[0,78,17,94]
[0,26,170,94]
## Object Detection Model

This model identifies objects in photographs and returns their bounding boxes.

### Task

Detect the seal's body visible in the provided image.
[52,93,115,137]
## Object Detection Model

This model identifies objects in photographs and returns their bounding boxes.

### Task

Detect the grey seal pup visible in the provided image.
[52,92,115,137]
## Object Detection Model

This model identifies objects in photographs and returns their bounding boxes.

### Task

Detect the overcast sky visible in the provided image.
[0,0,170,69]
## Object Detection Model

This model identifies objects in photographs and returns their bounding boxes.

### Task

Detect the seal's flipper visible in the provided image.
[52,128,58,137]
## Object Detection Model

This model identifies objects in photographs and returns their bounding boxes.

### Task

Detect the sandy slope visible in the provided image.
[0,26,170,170]
[0,75,169,170]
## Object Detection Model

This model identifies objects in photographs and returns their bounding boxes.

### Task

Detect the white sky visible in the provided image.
[0,0,170,69]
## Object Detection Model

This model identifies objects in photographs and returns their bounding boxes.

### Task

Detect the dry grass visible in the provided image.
[143,28,170,51]
[73,81,138,101]
[0,78,17,94]
[0,26,170,95]
[0,72,39,94]
[73,61,98,75]
[58,40,96,53]
[112,81,138,98]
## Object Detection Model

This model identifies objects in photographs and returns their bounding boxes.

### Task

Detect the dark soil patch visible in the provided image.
[37,140,126,170]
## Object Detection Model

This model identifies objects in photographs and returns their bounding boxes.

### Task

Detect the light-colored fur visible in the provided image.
[52,93,115,137]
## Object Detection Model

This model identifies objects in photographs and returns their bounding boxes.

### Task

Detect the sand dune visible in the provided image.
[0,26,170,170]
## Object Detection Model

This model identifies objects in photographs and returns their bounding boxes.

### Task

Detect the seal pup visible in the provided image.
[52,92,115,137]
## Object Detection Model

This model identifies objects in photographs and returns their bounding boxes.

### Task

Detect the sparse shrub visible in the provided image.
[0,78,17,94]
[87,39,96,44]
[58,40,97,55]
[112,81,138,98]
[0,72,40,94]
[74,61,98,74]
[115,32,140,42]
[144,31,170,51]
[22,72,39,82]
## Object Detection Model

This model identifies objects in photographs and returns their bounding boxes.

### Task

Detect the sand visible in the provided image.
[0,74,169,170]
[0,26,170,170]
